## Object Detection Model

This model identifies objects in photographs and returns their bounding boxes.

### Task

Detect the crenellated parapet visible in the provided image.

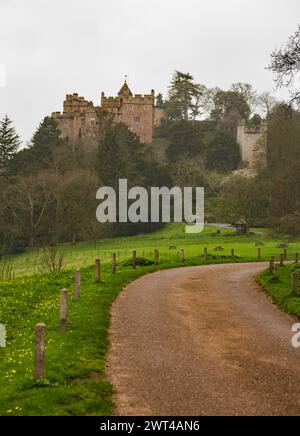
[52,82,165,145]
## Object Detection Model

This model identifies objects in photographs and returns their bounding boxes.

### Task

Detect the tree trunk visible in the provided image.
[29,234,35,248]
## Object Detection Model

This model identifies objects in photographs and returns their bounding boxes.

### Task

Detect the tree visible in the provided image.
[167,71,206,120]
[210,90,251,133]
[2,172,58,247]
[268,25,300,105]
[57,170,99,244]
[32,116,61,152]
[231,82,257,112]
[257,92,277,118]
[170,157,206,188]
[96,123,148,188]
[8,116,62,175]
[0,115,21,174]
[206,130,241,172]
[166,120,206,163]
[264,117,300,220]
[156,93,164,108]
[218,173,267,228]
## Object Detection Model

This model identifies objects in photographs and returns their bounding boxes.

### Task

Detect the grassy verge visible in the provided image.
[3,223,300,277]
[0,253,249,416]
[258,263,300,318]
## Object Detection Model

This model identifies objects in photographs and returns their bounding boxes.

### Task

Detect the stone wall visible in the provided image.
[237,120,267,168]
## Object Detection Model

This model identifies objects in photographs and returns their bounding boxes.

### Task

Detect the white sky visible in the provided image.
[0,0,299,145]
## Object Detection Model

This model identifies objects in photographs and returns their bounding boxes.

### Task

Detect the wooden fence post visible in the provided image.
[74,269,81,300]
[95,259,101,283]
[132,250,137,269]
[231,249,235,257]
[35,323,46,380]
[280,253,284,267]
[284,248,287,261]
[204,247,208,260]
[257,248,261,260]
[180,249,185,263]
[112,253,117,274]
[155,249,159,264]
[60,289,68,332]
[292,272,298,294]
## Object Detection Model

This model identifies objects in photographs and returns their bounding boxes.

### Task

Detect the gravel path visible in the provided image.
[107,263,300,416]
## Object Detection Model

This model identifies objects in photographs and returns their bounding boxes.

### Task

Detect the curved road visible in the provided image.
[107,263,300,416]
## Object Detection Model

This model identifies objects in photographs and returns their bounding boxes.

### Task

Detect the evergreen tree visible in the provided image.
[31,116,61,155]
[9,116,61,175]
[166,120,205,162]
[0,115,21,173]
[156,93,164,108]
[167,71,205,120]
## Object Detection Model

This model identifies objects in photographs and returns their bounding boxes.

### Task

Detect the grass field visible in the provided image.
[0,250,253,416]
[259,263,300,318]
[3,223,300,278]
[1,223,300,415]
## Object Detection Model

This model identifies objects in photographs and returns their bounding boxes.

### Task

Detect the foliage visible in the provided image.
[217,173,268,227]
[39,247,65,274]
[276,212,300,236]
[210,90,251,131]
[170,157,206,188]
[96,123,148,188]
[0,258,14,283]
[166,71,206,120]
[0,115,21,174]
[166,120,205,162]
[269,25,300,105]
[156,93,164,109]
[206,130,240,172]
[122,257,156,267]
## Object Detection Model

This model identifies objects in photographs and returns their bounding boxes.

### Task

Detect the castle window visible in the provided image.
[128,104,133,111]
[134,116,140,123]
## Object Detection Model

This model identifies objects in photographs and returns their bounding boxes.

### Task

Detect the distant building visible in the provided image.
[52,81,166,144]
[237,119,267,168]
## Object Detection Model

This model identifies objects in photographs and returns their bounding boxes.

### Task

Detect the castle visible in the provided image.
[237,119,267,168]
[52,81,166,144]
[52,81,266,169]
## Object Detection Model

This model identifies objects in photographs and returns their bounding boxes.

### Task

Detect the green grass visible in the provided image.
[0,251,251,416]
[259,263,300,318]
[1,223,300,415]
[4,223,300,278]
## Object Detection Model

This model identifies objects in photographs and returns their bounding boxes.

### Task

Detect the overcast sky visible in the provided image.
[0,0,299,145]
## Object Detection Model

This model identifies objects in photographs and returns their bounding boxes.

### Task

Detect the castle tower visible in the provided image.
[237,119,267,169]
[101,81,157,143]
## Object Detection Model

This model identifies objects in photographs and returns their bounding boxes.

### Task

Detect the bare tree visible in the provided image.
[269,25,300,105]
[231,83,258,113]
[3,172,58,247]
[257,92,277,118]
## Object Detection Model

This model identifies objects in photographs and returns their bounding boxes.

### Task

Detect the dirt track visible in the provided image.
[107,263,300,416]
